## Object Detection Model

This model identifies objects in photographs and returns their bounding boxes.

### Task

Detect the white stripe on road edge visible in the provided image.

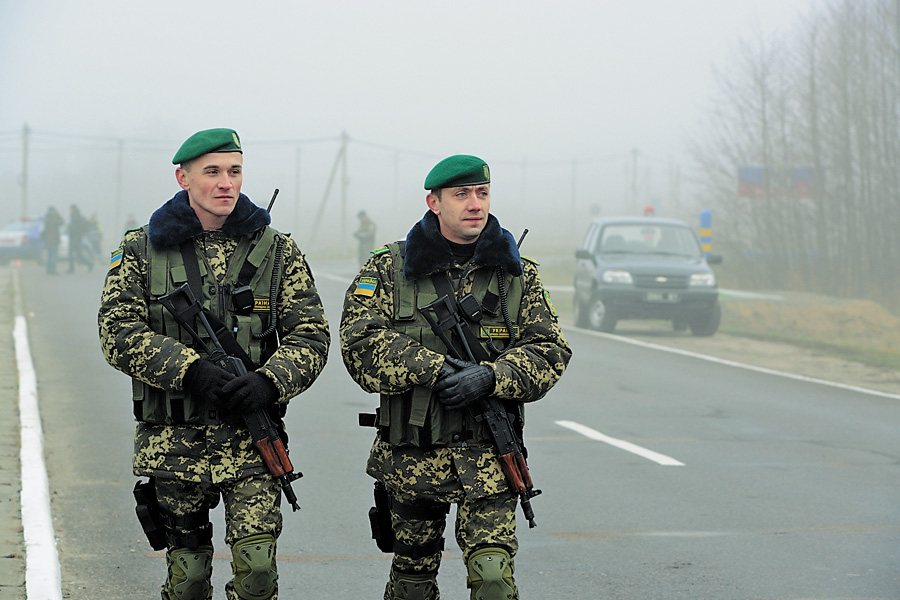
[556,420,685,466]
[13,270,63,600]
[544,285,783,301]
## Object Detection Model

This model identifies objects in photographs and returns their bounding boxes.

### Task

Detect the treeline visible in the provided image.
[692,0,900,308]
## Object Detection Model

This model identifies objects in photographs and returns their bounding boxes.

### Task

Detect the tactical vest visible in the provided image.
[133,226,283,425]
[376,242,526,447]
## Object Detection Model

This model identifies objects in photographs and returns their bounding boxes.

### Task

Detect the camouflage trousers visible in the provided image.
[368,440,519,597]
[156,474,283,600]
[391,489,518,574]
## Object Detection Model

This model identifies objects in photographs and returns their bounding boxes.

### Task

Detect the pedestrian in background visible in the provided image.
[354,209,377,267]
[123,213,138,233]
[86,213,103,262]
[98,128,330,600]
[67,204,92,272]
[41,206,64,274]
[340,154,571,600]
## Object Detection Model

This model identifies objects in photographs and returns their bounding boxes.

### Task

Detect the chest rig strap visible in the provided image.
[430,272,494,363]
[178,239,256,370]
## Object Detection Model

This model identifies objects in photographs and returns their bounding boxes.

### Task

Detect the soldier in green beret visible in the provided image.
[353,210,377,267]
[340,154,571,599]
[99,128,330,600]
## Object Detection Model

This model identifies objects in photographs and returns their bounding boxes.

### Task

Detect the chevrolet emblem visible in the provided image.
[655,276,668,283]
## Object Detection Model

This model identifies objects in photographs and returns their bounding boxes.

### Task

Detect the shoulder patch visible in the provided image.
[543,289,558,317]
[109,248,124,270]
[521,255,540,266]
[371,246,390,256]
[353,276,378,297]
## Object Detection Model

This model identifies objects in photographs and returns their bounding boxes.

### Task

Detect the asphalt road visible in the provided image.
[12,259,900,599]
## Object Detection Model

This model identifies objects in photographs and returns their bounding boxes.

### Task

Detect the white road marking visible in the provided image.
[556,420,685,466]
[13,269,63,600]
[545,285,783,301]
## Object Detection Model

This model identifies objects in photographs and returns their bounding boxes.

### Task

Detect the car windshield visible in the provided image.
[597,224,701,257]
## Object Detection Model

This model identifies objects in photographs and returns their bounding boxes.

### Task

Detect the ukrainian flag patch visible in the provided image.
[109,249,123,270]
[543,289,558,317]
[353,276,378,297]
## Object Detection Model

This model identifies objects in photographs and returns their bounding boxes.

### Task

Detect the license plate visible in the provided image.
[646,291,680,303]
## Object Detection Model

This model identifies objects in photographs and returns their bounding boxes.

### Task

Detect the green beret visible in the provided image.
[424,155,490,190]
[172,128,242,165]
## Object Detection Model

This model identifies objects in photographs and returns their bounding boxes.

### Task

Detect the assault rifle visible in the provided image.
[419,294,542,528]
[159,282,303,511]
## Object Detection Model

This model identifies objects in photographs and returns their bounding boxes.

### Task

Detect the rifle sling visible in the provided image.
[430,273,491,363]
[179,240,256,371]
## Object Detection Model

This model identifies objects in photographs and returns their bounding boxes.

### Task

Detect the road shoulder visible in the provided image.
[0,266,25,600]
[593,325,900,397]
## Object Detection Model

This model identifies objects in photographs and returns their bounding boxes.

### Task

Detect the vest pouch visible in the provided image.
[174,390,206,424]
[133,380,168,423]
[132,380,214,425]
[384,387,440,448]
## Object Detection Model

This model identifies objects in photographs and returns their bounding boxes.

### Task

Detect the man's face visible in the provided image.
[176,151,243,229]
[426,184,491,244]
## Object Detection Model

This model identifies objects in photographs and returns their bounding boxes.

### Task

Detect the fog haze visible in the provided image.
[0,0,813,253]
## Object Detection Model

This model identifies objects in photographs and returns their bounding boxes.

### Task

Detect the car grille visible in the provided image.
[633,274,689,289]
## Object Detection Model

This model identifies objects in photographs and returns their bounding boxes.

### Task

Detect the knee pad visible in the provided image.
[231,533,278,600]
[385,570,438,600]
[466,547,517,600]
[163,546,213,600]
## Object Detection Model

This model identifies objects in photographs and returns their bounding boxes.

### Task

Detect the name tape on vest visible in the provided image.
[479,325,519,338]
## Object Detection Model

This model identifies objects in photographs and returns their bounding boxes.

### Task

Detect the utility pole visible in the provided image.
[115,139,124,233]
[340,131,348,249]
[571,159,578,234]
[631,147,639,215]
[294,146,302,236]
[21,124,30,218]
[308,134,347,250]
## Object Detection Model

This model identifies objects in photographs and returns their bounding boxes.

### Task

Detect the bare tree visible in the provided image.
[692,0,900,308]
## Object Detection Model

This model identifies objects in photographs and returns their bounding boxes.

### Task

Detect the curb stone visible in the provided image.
[0,266,25,600]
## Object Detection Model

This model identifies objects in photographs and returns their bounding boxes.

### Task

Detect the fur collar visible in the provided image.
[403,211,522,280]
[148,190,270,250]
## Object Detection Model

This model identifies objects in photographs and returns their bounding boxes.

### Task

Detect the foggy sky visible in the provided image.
[0,0,814,250]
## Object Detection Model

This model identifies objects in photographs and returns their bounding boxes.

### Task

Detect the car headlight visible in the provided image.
[689,272,716,287]
[601,269,633,284]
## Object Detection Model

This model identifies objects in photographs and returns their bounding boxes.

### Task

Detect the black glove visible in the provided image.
[184,360,235,405]
[433,357,495,410]
[221,371,279,416]
[435,355,472,383]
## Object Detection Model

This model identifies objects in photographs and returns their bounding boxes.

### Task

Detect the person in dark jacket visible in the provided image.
[67,204,92,272]
[41,206,64,274]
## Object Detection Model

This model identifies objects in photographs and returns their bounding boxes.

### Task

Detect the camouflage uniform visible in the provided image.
[340,210,571,599]
[99,191,330,599]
